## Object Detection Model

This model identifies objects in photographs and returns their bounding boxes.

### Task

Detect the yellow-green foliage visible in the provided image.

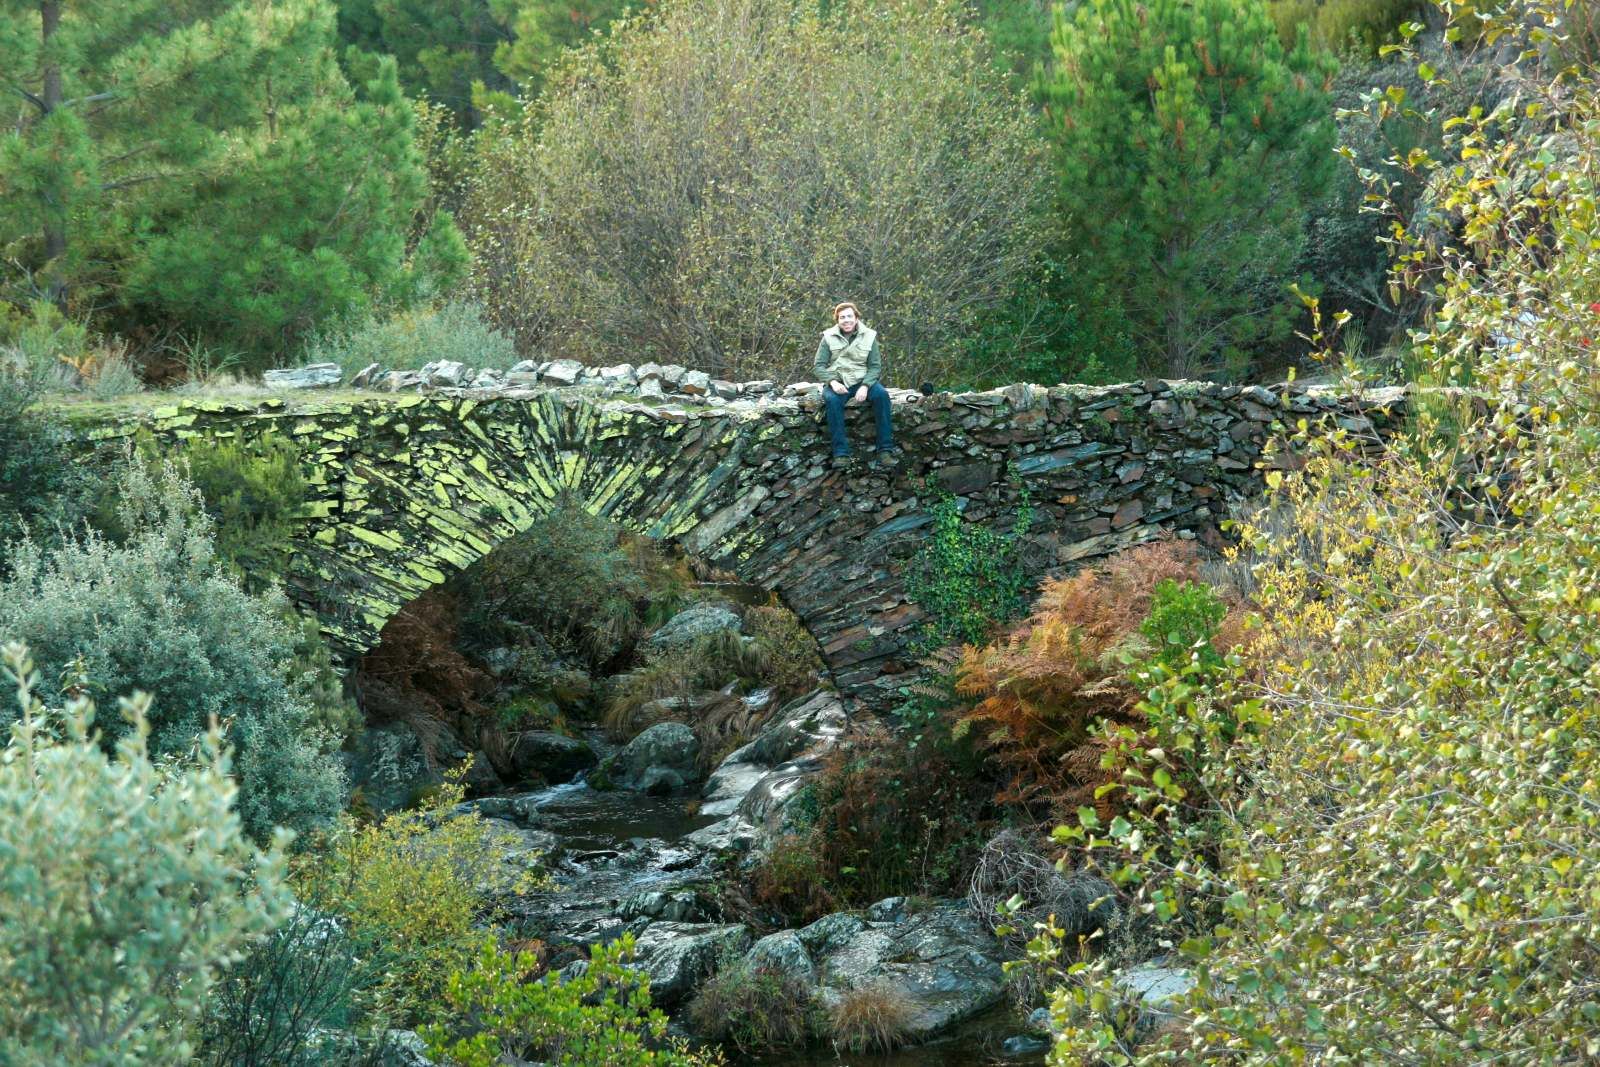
[0,643,290,1066]
[294,773,546,1026]
[1269,0,1424,55]
[1039,4,1600,1060]
[421,937,722,1067]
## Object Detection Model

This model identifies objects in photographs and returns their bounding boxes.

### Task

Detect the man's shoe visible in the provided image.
[874,444,902,456]
[831,448,854,460]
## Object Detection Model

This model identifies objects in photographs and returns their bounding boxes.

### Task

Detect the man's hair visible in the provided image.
[832,301,860,322]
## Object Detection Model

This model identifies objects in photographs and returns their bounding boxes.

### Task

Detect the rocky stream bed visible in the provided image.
[450,690,1055,1065]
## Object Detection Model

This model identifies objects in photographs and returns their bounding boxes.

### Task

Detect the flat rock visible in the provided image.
[543,359,583,386]
[644,603,742,652]
[264,363,342,389]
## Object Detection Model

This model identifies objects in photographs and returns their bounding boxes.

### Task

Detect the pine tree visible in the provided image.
[1042,0,1337,377]
[0,0,463,360]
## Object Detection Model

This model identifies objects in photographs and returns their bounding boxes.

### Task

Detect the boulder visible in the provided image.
[543,359,583,386]
[809,903,1008,1041]
[420,360,467,387]
[1113,962,1196,1028]
[506,360,541,384]
[350,362,382,388]
[629,921,751,1003]
[638,378,664,400]
[613,722,700,792]
[263,363,342,389]
[381,370,423,392]
[679,369,711,396]
[659,364,687,387]
[745,929,816,984]
[508,730,598,784]
[644,603,742,653]
[636,361,665,381]
[470,369,503,389]
[344,722,439,814]
[616,888,714,924]
[710,379,739,400]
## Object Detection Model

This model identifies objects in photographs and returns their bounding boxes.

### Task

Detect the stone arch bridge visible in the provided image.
[76,377,1404,706]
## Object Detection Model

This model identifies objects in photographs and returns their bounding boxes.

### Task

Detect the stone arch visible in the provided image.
[84,381,1405,707]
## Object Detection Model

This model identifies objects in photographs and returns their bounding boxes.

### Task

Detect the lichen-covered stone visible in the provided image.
[70,377,1406,710]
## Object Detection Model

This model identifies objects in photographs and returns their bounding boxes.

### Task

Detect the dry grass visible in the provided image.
[829,982,915,1055]
[689,961,823,1053]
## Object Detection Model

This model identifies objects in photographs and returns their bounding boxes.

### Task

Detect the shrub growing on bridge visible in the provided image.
[466,0,1050,384]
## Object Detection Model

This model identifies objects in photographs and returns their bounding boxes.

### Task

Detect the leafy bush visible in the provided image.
[0,375,91,566]
[466,0,1049,384]
[603,627,772,739]
[295,773,546,1026]
[0,643,291,1066]
[460,500,651,672]
[1040,5,1600,1058]
[420,936,720,1067]
[688,960,823,1053]
[1139,578,1227,672]
[904,489,1035,650]
[300,300,518,379]
[0,461,343,842]
[743,603,824,699]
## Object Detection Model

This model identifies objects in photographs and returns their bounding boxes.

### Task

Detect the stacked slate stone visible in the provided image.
[82,371,1407,709]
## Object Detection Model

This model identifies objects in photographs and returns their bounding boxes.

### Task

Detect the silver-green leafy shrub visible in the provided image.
[0,642,291,1066]
[0,461,343,842]
[300,300,517,378]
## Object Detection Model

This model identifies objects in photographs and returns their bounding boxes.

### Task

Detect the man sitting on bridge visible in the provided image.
[815,301,897,459]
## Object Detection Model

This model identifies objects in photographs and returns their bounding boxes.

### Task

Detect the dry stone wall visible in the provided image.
[72,371,1407,707]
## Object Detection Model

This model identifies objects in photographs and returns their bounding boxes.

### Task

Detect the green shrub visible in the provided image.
[0,642,291,1067]
[689,960,823,1053]
[0,461,344,842]
[603,626,773,743]
[0,375,91,567]
[295,773,547,1027]
[420,937,719,1067]
[460,500,649,671]
[1139,578,1227,672]
[198,904,359,1067]
[743,603,823,699]
[1268,0,1425,55]
[904,489,1034,649]
[301,300,517,379]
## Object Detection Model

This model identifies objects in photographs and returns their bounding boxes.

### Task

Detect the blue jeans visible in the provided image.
[822,382,894,454]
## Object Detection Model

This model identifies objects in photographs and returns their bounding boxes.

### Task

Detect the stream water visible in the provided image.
[503,768,1048,1067]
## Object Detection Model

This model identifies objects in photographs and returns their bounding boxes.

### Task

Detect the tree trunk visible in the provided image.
[40,0,67,302]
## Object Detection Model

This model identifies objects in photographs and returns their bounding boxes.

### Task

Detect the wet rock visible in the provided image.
[613,722,700,792]
[1114,962,1195,1027]
[629,922,751,1003]
[263,363,342,389]
[698,689,845,822]
[1002,1033,1051,1056]
[617,888,713,923]
[865,896,908,923]
[810,903,1007,1041]
[745,929,816,984]
[508,730,598,784]
[644,603,742,652]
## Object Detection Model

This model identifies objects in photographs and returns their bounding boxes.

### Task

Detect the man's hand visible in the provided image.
[852,385,868,405]
[829,380,848,395]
